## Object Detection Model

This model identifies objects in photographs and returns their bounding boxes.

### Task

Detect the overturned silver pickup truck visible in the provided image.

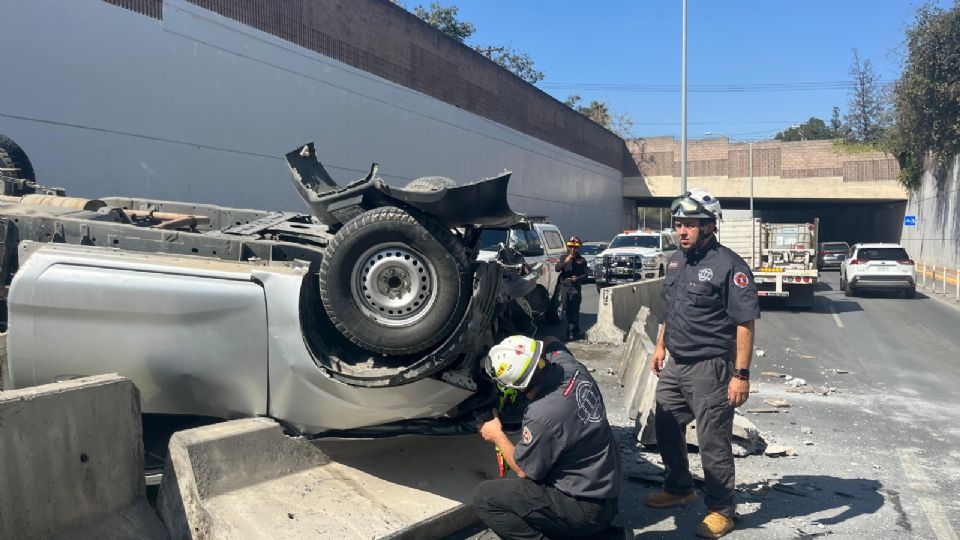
[0,141,539,434]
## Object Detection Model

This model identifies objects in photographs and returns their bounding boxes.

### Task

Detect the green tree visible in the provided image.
[563,95,634,138]
[412,2,475,42]
[775,117,834,141]
[844,49,887,143]
[406,2,544,84]
[889,2,960,190]
[830,106,845,138]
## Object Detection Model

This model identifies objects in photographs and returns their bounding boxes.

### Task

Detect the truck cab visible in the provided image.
[593,229,677,291]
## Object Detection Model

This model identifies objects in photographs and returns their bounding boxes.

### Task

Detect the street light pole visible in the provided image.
[680,0,687,195]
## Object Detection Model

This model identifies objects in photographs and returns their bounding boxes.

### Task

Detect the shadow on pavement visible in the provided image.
[735,475,888,532]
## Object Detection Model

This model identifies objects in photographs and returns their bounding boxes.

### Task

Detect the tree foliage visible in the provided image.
[406,2,544,84]
[844,49,887,144]
[413,2,475,42]
[775,117,834,142]
[563,95,634,138]
[889,2,960,190]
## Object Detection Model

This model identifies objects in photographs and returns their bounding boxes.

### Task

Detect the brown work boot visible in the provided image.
[643,489,698,508]
[694,511,734,538]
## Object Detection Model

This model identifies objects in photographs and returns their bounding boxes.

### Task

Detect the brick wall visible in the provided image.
[628,137,899,182]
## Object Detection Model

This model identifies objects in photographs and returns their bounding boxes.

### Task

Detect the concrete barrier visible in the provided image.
[0,374,166,539]
[159,418,499,540]
[587,278,665,344]
[615,308,665,445]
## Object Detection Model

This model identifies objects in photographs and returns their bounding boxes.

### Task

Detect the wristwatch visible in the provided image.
[733,368,750,381]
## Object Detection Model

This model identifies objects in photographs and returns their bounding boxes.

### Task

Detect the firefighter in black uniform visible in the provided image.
[644,189,760,539]
[473,335,623,540]
[556,236,588,341]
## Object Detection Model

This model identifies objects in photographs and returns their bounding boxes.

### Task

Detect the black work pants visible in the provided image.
[561,285,582,334]
[654,353,736,517]
[473,478,618,540]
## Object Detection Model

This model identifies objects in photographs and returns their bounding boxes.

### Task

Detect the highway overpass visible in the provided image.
[623,137,908,244]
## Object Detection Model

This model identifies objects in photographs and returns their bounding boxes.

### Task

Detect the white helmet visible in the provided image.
[484,335,545,390]
[671,188,722,220]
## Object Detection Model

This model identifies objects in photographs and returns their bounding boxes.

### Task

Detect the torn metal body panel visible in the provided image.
[0,141,537,434]
[287,142,523,229]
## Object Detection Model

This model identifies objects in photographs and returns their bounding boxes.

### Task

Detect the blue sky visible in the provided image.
[450,0,952,141]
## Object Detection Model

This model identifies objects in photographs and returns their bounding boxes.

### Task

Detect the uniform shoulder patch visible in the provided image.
[668,261,680,270]
[521,426,533,445]
[734,272,749,288]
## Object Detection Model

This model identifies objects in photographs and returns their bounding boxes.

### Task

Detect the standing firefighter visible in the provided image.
[556,235,588,340]
[473,335,623,540]
[645,189,759,539]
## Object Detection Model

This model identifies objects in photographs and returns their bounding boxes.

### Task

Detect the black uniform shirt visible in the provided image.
[662,235,760,359]
[556,255,588,287]
[514,342,622,500]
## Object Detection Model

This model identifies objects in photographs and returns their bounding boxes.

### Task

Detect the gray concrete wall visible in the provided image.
[0,374,165,539]
[0,0,628,241]
[900,155,960,268]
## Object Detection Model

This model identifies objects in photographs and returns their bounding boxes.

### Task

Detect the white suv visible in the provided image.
[840,243,916,298]
[594,230,677,291]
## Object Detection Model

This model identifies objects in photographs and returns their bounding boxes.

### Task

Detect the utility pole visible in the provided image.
[680,0,687,195]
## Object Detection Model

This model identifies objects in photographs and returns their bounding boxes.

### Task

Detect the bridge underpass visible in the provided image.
[634,197,907,245]
[623,137,909,246]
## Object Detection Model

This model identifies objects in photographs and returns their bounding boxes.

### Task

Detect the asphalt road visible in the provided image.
[480,274,960,539]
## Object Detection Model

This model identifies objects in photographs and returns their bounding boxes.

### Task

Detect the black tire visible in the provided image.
[403,176,456,192]
[545,289,563,324]
[318,206,470,355]
[839,275,846,291]
[0,133,36,182]
[844,283,855,297]
[509,297,537,336]
[905,287,916,299]
[658,265,665,278]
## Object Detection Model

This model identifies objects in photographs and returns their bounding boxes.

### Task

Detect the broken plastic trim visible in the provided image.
[286,142,524,229]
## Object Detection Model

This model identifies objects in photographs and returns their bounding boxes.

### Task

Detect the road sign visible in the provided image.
[904,215,917,226]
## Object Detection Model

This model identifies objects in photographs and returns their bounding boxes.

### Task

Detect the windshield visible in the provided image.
[610,235,659,249]
[579,244,605,255]
[478,230,508,251]
[857,247,909,261]
[822,242,850,251]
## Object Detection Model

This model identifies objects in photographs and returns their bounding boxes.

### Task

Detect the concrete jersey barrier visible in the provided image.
[159,418,499,540]
[0,374,166,539]
[587,279,665,344]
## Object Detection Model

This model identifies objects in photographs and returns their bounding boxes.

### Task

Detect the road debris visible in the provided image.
[747,408,781,414]
[763,399,790,408]
[764,445,798,457]
[755,348,766,357]
[803,440,815,445]
[761,371,788,378]
[799,355,817,360]
[771,482,806,496]
[801,426,813,434]
[605,367,616,376]
[786,378,808,387]
[828,368,850,374]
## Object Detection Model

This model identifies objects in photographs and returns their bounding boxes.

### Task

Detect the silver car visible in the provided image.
[0,142,532,435]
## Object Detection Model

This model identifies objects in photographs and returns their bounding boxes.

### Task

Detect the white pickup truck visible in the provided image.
[593,229,678,291]
[477,220,567,324]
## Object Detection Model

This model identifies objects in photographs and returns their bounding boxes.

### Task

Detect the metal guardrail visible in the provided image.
[917,263,960,302]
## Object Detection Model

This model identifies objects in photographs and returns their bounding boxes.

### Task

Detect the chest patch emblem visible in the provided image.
[698,268,714,282]
[668,261,680,270]
[521,426,533,445]
[734,272,749,288]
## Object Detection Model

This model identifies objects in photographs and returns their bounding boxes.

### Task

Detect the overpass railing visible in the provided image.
[917,263,960,303]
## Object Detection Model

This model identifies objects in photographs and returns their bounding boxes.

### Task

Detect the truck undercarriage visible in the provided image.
[0,141,537,434]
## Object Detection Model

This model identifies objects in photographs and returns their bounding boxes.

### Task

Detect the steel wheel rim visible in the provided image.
[351,243,438,328]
